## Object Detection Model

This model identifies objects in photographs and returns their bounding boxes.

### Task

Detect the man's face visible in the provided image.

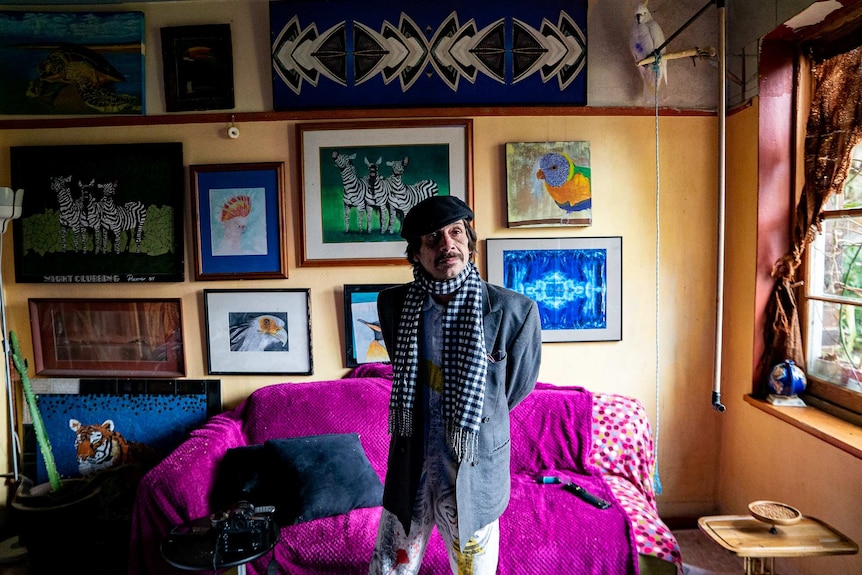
[413,220,470,281]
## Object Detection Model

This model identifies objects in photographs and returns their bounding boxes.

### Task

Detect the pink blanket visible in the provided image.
[129,366,638,574]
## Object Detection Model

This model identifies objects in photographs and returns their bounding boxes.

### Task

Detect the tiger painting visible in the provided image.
[70,418,159,476]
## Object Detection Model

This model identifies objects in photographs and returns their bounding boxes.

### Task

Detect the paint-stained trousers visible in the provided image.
[368,394,500,575]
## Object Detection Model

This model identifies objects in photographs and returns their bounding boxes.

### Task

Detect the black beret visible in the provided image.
[400,196,474,238]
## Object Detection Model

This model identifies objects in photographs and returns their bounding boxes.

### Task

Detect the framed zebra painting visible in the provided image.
[296,119,473,266]
[10,142,185,283]
[190,162,288,280]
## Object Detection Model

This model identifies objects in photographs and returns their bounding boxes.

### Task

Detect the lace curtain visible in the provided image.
[756,46,862,394]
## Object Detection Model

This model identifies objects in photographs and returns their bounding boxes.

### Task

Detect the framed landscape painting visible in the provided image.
[297,119,472,266]
[0,10,145,115]
[11,143,185,283]
[486,237,622,342]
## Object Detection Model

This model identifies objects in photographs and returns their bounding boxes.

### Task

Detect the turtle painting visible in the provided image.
[26,43,142,114]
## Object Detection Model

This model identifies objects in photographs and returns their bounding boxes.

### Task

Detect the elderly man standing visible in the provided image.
[369,195,542,574]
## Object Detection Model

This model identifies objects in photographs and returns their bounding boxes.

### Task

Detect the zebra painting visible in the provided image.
[332,151,369,233]
[363,157,391,234]
[51,175,84,253]
[386,157,439,233]
[97,181,148,254]
[78,179,102,254]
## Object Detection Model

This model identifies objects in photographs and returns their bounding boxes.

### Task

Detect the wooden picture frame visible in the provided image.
[160,24,235,112]
[485,237,622,342]
[29,298,186,377]
[11,142,185,283]
[297,119,473,266]
[343,284,395,367]
[204,289,312,375]
[190,162,287,280]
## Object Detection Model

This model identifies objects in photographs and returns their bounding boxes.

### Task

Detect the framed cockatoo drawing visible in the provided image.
[190,162,287,280]
[505,141,591,227]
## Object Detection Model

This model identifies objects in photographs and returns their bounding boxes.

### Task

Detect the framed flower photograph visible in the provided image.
[343,284,395,367]
[190,162,287,280]
[204,289,312,375]
[485,237,622,342]
[296,119,473,266]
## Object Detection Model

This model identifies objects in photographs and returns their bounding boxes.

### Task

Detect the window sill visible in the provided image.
[744,395,862,459]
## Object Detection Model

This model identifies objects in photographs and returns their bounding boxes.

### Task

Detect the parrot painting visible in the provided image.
[536,152,592,222]
[630,0,668,99]
[229,314,288,351]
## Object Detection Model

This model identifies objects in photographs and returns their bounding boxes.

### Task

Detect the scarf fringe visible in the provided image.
[446,420,479,465]
[390,408,414,437]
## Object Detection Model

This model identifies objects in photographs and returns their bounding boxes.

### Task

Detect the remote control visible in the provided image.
[563,482,611,509]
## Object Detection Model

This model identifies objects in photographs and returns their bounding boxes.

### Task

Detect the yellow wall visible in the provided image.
[720,102,862,575]
[0,112,723,521]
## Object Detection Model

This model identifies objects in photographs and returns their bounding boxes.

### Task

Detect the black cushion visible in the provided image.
[264,433,383,525]
[210,444,276,512]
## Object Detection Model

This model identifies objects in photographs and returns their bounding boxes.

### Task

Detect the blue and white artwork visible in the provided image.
[270,0,587,110]
[486,237,621,342]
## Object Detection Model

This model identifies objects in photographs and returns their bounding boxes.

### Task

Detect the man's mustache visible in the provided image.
[435,251,463,265]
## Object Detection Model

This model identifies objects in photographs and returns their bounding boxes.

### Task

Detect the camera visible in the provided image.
[212,501,276,557]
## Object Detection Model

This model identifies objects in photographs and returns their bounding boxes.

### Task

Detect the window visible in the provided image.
[804,140,862,420]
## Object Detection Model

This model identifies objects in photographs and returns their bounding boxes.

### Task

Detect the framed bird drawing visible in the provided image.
[203,289,312,375]
[505,141,592,227]
[343,284,395,368]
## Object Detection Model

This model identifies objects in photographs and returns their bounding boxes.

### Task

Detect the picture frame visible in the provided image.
[11,142,185,283]
[190,162,287,280]
[505,141,592,227]
[204,289,313,375]
[22,378,221,484]
[269,0,586,110]
[343,284,396,367]
[485,237,622,342]
[160,24,235,112]
[0,10,144,115]
[297,119,473,266]
[29,298,186,377]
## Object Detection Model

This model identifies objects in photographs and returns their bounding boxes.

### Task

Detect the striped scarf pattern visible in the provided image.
[390,261,488,464]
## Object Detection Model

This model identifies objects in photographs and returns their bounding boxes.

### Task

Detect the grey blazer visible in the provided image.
[377,280,542,550]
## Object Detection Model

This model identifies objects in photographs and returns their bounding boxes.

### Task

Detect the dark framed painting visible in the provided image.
[344,284,395,367]
[21,378,220,485]
[0,10,144,115]
[11,143,185,283]
[486,237,622,342]
[270,0,587,110]
[204,289,313,375]
[297,119,472,266]
[161,24,235,112]
[506,141,592,227]
[29,298,185,378]
[190,162,287,280]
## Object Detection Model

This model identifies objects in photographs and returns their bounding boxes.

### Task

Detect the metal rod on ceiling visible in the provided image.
[712,0,727,412]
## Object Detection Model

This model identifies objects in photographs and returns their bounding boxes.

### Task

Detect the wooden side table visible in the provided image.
[698,515,859,575]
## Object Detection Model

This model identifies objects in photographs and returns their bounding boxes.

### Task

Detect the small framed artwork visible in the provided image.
[190,162,287,280]
[11,142,185,283]
[160,24,235,112]
[204,289,313,375]
[29,298,186,377]
[297,119,473,266]
[506,141,592,227]
[486,237,621,342]
[343,284,396,367]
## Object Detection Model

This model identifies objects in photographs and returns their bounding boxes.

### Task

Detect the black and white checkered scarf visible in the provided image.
[390,261,487,464]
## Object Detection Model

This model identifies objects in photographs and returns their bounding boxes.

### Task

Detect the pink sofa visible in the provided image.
[129,364,681,574]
